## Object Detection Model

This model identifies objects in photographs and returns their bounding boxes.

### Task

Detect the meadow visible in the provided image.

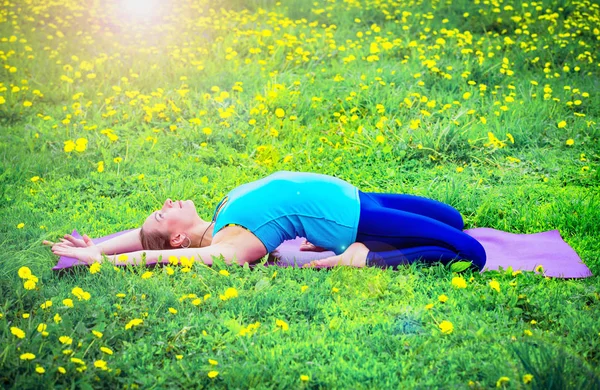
[1,0,599,388]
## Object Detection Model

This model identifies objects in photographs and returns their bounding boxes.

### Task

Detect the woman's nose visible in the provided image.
[164,199,173,209]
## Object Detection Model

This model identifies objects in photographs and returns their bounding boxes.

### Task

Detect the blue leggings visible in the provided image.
[356,191,486,270]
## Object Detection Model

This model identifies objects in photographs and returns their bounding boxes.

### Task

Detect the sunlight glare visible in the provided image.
[121,0,160,19]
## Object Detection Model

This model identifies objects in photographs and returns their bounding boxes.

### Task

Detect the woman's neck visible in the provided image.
[194,220,215,247]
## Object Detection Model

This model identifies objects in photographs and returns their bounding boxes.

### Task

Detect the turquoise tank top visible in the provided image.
[212,171,360,255]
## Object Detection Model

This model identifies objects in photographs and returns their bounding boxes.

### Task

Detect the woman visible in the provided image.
[47,171,486,270]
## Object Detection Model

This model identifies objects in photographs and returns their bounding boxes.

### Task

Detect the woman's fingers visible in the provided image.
[82,234,95,247]
[51,246,71,256]
[43,234,86,248]
[59,238,75,247]
[299,243,316,251]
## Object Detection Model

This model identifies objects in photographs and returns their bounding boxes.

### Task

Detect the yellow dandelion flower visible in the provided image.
[92,330,103,338]
[439,320,454,334]
[40,300,52,309]
[168,255,179,265]
[301,285,308,293]
[219,287,238,301]
[176,355,183,360]
[58,367,66,374]
[300,375,310,381]
[566,139,574,146]
[168,307,178,314]
[208,371,219,378]
[24,280,36,290]
[94,360,108,370]
[59,336,73,345]
[74,138,87,152]
[35,366,45,374]
[208,359,218,365]
[535,265,544,273]
[100,347,113,355]
[141,271,153,279]
[20,353,36,360]
[70,357,85,365]
[275,108,285,118]
[425,303,434,310]
[37,323,47,333]
[191,298,202,306]
[18,266,32,279]
[72,287,91,300]
[89,263,101,274]
[451,276,467,289]
[125,318,143,330]
[219,270,230,276]
[64,140,75,153]
[332,287,340,293]
[438,294,449,303]
[11,327,26,339]
[489,280,500,293]
[54,313,62,324]
[275,319,289,331]
[557,120,567,128]
[496,376,509,387]
[523,374,533,384]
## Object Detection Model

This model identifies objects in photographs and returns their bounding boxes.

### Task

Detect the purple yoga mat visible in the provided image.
[53,228,593,278]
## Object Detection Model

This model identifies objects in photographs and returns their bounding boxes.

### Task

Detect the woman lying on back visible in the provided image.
[46,171,486,270]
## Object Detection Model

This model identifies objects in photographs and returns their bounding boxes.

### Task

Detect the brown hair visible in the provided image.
[139,227,172,250]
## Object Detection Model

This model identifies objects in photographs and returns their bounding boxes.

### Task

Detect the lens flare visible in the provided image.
[121,0,160,19]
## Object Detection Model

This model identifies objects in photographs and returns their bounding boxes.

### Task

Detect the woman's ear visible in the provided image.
[170,233,186,248]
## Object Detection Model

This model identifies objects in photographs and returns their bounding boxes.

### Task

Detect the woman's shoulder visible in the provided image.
[212,225,268,259]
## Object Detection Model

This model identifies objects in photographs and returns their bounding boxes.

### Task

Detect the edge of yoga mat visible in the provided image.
[53,228,593,278]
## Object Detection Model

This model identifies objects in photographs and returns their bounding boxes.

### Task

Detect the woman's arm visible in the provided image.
[45,229,143,255]
[51,239,250,267]
[96,228,143,255]
[106,243,244,266]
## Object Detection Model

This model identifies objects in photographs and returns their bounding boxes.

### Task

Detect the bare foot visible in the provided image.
[303,242,369,268]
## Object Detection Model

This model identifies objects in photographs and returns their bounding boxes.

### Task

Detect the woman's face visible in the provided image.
[142,198,200,235]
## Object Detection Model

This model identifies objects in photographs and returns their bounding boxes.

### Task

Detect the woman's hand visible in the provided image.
[50,235,102,264]
[43,234,89,249]
[299,239,327,252]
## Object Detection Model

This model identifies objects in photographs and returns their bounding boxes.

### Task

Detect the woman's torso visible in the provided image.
[211,171,360,255]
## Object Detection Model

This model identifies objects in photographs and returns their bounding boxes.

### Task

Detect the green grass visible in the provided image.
[1,0,599,388]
